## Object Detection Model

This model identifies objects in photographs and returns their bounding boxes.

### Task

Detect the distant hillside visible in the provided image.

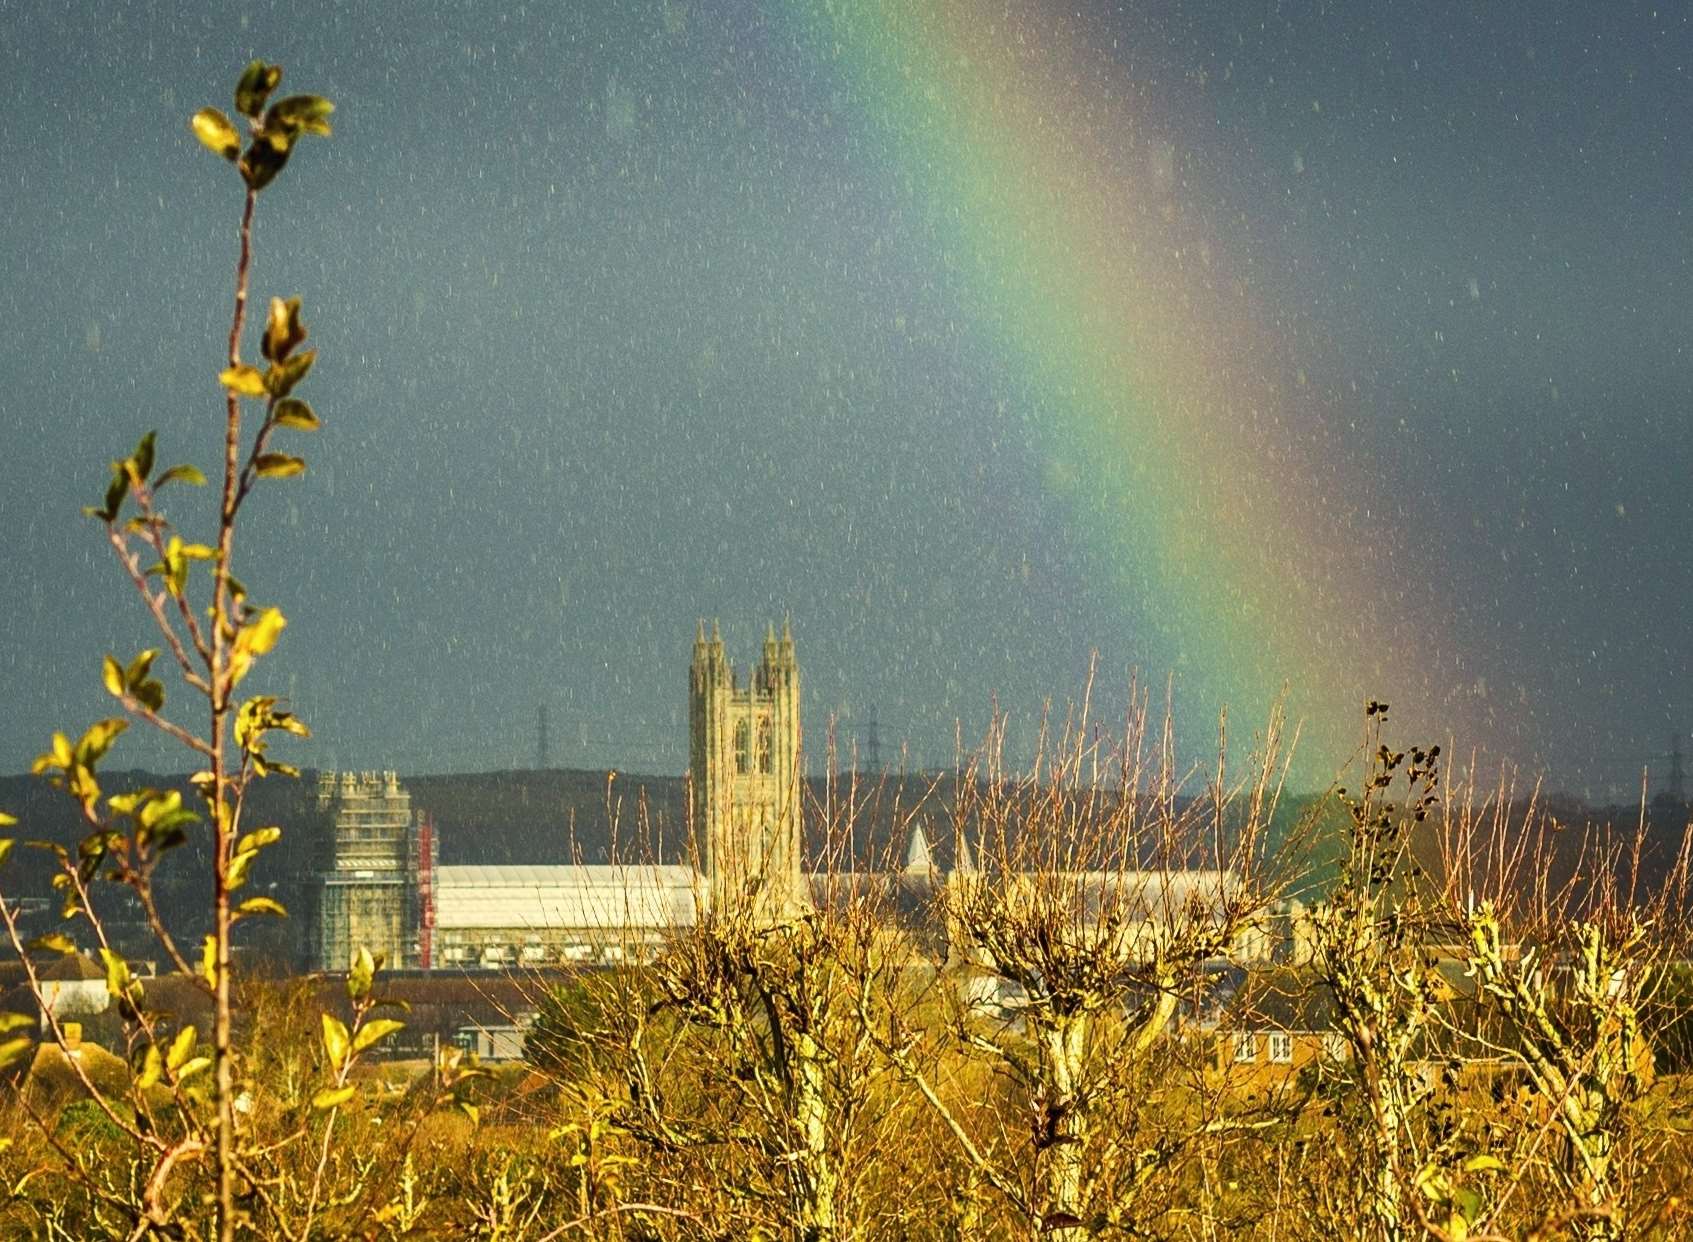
[404,768,956,870]
[406,769,688,865]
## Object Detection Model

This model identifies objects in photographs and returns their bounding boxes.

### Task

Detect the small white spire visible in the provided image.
[905,822,934,873]
[952,829,976,875]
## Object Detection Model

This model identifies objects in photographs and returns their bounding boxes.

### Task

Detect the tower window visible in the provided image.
[734,720,750,774]
[758,719,773,773]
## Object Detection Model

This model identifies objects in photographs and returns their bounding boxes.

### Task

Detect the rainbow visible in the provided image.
[784,0,1488,780]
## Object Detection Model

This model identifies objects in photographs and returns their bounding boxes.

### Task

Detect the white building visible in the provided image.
[431,864,696,967]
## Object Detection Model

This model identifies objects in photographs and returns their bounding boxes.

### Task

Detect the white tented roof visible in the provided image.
[433,864,697,931]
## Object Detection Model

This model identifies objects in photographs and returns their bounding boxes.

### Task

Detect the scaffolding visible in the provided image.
[315,771,425,972]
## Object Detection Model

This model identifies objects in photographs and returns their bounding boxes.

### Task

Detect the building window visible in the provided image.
[734,720,750,773]
[1268,1031,1294,1064]
[1231,1031,1258,1063]
[757,719,773,773]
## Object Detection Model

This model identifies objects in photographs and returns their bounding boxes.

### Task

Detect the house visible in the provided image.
[1212,968,1348,1090]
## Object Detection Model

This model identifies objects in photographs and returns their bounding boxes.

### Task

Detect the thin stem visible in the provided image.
[103,522,211,692]
[211,181,257,1242]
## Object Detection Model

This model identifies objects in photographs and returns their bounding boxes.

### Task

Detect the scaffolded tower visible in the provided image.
[315,771,429,971]
[688,622,804,918]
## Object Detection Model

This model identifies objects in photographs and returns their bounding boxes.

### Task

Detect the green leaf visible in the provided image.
[262,297,307,363]
[166,1025,196,1073]
[96,460,130,522]
[132,432,156,483]
[0,1013,34,1035]
[313,1084,356,1111]
[0,812,14,828]
[124,649,160,687]
[240,130,292,190]
[322,1014,351,1071]
[234,60,282,119]
[236,896,287,919]
[265,349,315,398]
[219,365,268,397]
[175,1055,212,1083]
[0,840,11,868]
[352,1018,405,1053]
[153,463,207,489]
[27,934,76,956]
[348,945,376,1002]
[1462,1154,1506,1174]
[265,94,334,138]
[252,453,306,479]
[273,398,320,431]
[1453,1184,1484,1224]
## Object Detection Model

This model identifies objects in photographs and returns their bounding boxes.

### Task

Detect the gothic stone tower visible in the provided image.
[689,621,804,917]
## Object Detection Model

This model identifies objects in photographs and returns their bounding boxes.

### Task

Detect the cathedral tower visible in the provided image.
[689,621,804,917]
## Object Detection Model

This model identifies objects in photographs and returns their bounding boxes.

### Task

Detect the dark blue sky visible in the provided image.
[1,2,1688,797]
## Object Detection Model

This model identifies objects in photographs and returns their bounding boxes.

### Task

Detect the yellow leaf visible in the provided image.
[233,608,287,670]
[190,107,241,160]
[235,825,282,854]
[166,1025,196,1073]
[322,1013,350,1071]
[352,1018,405,1053]
[236,896,287,919]
[0,1038,32,1072]
[102,655,125,699]
[153,463,207,489]
[218,365,268,397]
[253,453,306,479]
[313,1084,356,1111]
[273,398,320,431]
[262,296,307,362]
[1462,1154,1506,1174]
[136,1043,163,1091]
[199,934,218,988]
